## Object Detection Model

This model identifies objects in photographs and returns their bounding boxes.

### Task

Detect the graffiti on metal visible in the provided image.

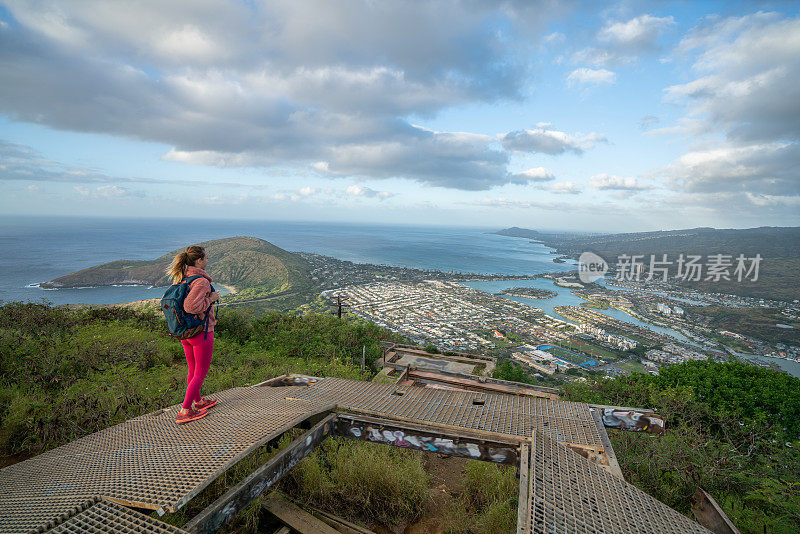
[602,409,664,434]
[336,418,519,465]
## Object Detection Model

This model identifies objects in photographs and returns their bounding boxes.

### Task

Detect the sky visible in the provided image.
[0,0,798,232]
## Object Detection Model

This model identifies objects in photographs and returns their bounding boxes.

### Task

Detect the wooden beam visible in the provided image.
[691,488,740,534]
[516,441,530,534]
[407,369,559,399]
[262,495,340,534]
[590,408,624,478]
[183,413,337,534]
[307,506,378,534]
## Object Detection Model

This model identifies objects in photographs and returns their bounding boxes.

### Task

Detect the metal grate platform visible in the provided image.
[289,377,603,446]
[1,376,710,533]
[525,431,710,533]
[47,499,188,534]
[0,495,98,534]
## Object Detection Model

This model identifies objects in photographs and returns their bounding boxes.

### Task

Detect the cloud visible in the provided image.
[345,184,394,199]
[590,173,653,191]
[639,115,659,130]
[547,181,582,194]
[659,12,800,198]
[574,14,675,67]
[0,139,262,188]
[298,186,317,196]
[508,167,555,183]
[0,1,573,191]
[499,124,606,155]
[567,67,616,87]
[74,184,142,199]
[663,142,799,196]
[598,15,675,51]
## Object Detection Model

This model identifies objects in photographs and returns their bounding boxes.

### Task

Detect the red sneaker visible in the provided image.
[194,397,218,411]
[176,408,208,425]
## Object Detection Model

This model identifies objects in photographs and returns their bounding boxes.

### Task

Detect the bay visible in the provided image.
[0,215,572,305]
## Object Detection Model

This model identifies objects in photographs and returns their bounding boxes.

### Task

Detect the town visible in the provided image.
[326,274,799,382]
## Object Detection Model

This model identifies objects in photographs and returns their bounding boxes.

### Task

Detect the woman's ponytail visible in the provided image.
[167,246,205,284]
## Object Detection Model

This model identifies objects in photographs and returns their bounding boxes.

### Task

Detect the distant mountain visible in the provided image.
[41,237,312,294]
[493,227,542,239]
[495,226,800,301]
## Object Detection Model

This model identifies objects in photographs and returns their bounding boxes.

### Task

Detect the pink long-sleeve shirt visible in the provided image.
[183,265,217,332]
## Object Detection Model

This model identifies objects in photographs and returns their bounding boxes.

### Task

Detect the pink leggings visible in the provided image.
[181,332,214,409]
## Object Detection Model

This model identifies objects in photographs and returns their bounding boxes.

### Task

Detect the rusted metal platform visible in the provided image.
[522,431,710,534]
[0,376,710,534]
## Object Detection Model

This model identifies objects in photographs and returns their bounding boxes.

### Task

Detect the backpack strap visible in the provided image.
[182,276,215,340]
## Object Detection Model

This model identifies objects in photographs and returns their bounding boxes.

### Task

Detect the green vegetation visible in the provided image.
[562,360,800,533]
[614,359,648,374]
[6,301,799,532]
[41,236,314,299]
[492,360,563,387]
[0,301,399,458]
[685,305,800,345]
[280,437,431,528]
[566,337,620,360]
[499,226,800,301]
[443,461,518,534]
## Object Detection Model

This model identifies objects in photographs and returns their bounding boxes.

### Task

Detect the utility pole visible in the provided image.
[329,294,351,318]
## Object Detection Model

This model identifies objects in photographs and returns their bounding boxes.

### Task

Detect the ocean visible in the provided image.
[0,215,572,305]
[3,215,797,378]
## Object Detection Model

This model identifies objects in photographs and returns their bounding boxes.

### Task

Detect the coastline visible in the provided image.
[217,283,238,295]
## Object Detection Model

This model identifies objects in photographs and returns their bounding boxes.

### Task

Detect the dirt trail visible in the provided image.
[372,454,469,534]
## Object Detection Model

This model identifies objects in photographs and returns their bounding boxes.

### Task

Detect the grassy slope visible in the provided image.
[41,236,313,296]
[0,302,394,458]
[0,302,519,533]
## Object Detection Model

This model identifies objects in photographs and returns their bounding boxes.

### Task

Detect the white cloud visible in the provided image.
[298,186,317,196]
[73,184,142,199]
[508,167,554,183]
[598,15,675,50]
[548,181,582,194]
[590,173,653,191]
[345,184,393,199]
[663,142,798,196]
[567,67,616,87]
[574,14,675,67]
[0,1,573,191]
[499,124,606,155]
[659,13,800,198]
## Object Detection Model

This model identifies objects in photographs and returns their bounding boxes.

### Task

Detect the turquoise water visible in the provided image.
[1,216,572,305]
[461,278,702,347]
[734,351,800,378]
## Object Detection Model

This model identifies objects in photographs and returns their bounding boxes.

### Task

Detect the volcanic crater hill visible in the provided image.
[40,236,313,294]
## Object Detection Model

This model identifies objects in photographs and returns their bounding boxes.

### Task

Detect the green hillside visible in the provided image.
[496,226,800,301]
[41,236,313,296]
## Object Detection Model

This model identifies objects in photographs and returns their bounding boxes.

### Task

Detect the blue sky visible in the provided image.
[1,1,798,231]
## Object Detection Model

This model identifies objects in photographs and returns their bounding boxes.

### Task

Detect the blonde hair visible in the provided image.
[167,245,206,284]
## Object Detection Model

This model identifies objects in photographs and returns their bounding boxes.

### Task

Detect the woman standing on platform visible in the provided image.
[166,245,220,424]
